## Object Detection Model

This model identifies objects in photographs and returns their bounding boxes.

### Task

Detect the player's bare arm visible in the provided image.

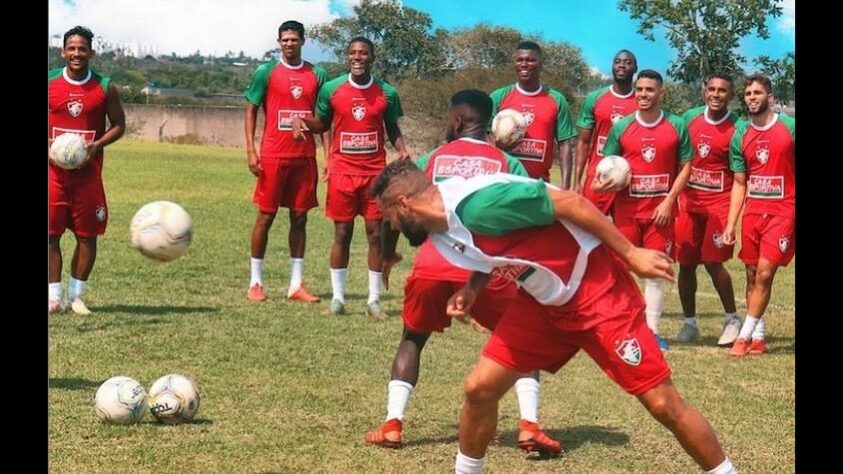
[86,82,126,160]
[652,160,691,227]
[244,102,262,176]
[385,118,411,160]
[573,127,593,193]
[291,116,327,140]
[722,172,747,245]
[446,271,491,319]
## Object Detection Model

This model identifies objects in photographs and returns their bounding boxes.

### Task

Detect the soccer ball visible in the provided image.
[94,376,148,425]
[148,373,200,424]
[595,155,632,189]
[491,108,526,148]
[50,133,89,169]
[130,201,193,262]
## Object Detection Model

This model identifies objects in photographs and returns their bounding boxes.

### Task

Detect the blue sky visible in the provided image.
[50,0,794,76]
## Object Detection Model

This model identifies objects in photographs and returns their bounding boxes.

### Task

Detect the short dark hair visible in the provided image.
[744,72,773,94]
[517,41,542,57]
[279,20,305,40]
[64,26,93,48]
[450,89,493,125]
[705,73,734,91]
[371,159,429,200]
[348,36,375,55]
[637,69,663,85]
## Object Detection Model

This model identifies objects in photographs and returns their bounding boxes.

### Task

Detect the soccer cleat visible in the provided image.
[287,284,321,303]
[518,420,563,456]
[717,317,742,346]
[69,298,92,316]
[364,418,403,448]
[48,299,63,314]
[247,283,267,302]
[365,300,388,320]
[675,323,700,343]
[655,334,670,351]
[748,338,768,355]
[729,338,750,357]
[328,299,346,316]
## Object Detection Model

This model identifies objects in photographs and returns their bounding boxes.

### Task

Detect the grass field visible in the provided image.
[48,140,795,473]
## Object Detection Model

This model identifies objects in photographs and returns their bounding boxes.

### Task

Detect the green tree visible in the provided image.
[309,0,447,80]
[753,51,795,105]
[619,0,783,85]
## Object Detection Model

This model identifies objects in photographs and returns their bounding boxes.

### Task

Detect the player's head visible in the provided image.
[703,73,734,113]
[278,21,305,62]
[445,89,493,142]
[743,73,774,116]
[347,36,375,78]
[372,159,433,247]
[62,26,95,74]
[635,69,665,111]
[513,41,543,85]
[612,50,638,83]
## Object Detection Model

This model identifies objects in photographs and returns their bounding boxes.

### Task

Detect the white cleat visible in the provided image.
[69,298,92,316]
[48,299,64,314]
[718,317,742,346]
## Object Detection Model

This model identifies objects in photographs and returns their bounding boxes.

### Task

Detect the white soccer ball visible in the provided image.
[94,376,148,425]
[595,155,632,189]
[491,108,527,148]
[148,373,200,425]
[50,133,89,169]
[130,201,193,262]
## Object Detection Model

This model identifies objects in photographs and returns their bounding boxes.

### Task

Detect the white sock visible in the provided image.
[751,317,766,341]
[67,277,87,301]
[288,258,304,295]
[684,316,698,327]
[514,377,540,423]
[455,449,485,474]
[368,270,382,304]
[724,312,739,324]
[49,282,62,302]
[706,457,736,474]
[330,268,347,303]
[385,380,414,421]
[250,258,264,287]
[644,278,666,334]
[738,315,760,340]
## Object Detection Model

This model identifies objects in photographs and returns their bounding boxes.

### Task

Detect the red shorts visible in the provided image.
[402,276,517,333]
[582,171,615,214]
[483,288,671,395]
[48,169,108,237]
[326,174,382,221]
[739,213,795,266]
[614,215,675,255]
[252,159,318,214]
[674,209,733,264]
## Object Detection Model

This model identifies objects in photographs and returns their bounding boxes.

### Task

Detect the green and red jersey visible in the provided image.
[576,85,638,177]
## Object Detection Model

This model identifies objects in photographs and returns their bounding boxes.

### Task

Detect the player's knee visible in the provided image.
[289,211,307,228]
[463,375,500,406]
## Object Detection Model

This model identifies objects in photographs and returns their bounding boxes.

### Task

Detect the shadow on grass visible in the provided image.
[93,305,220,316]
[49,377,100,391]
[141,417,213,426]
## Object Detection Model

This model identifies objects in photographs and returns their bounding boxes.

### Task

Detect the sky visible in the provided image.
[49,0,794,76]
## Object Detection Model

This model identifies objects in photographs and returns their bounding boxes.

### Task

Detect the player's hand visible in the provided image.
[722,224,736,245]
[626,247,675,283]
[652,200,673,227]
[397,150,411,161]
[290,117,308,141]
[591,176,621,194]
[247,150,262,177]
[446,286,478,319]
[321,165,329,182]
[380,252,403,291]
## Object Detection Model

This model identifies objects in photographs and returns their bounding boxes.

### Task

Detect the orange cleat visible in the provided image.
[248,283,267,302]
[518,420,563,456]
[748,338,768,355]
[288,284,321,303]
[365,418,403,448]
[729,338,750,357]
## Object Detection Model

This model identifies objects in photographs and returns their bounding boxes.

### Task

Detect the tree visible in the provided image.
[619,0,783,85]
[754,51,795,105]
[309,0,447,80]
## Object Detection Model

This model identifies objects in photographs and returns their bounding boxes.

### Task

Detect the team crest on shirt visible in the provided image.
[290,85,303,100]
[697,141,711,159]
[67,100,83,117]
[712,231,725,249]
[352,103,366,121]
[779,236,790,253]
[452,242,465,253]
[615,337,642,366]
[521,111,535,127]
[610,112,623,123]
[95,205,107,222]
[642,144,657,163]
[756,144,770,164]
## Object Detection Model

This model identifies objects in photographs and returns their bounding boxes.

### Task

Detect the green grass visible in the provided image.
[49,140,794,473]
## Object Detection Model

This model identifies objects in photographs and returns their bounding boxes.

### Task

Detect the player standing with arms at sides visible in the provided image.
[292,37,410,318]
[371,160,737,474]
[723,73,795,357]
[573,49,638,212]
[489,41,576,188]
[49,26,126,315]
[365,90,561,455]
[598,69,693,350]
[675,74,742,345]
[244,20,328,304]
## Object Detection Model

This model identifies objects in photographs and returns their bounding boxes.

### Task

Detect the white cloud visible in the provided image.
[589,66,609,79]
[48,0,342,58]
[777,0,795,35]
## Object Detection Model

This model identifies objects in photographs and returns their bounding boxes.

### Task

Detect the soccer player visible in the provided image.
[372,160,736,474]
[292,37,410,318]
[244,20,328,304]
[723,73,795,357]
[675,75,742,345]
[574,50,638,212]
[365,90,560,455]
[489,41,576,188]
[598,69,693,350]
[48,26,126,315]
